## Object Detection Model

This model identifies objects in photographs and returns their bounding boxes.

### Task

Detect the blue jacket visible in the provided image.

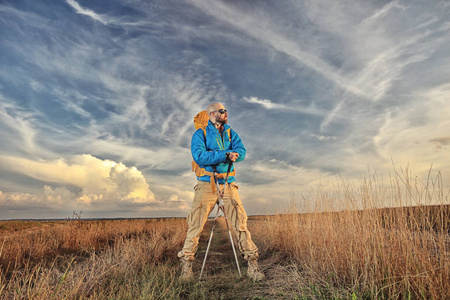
[191,120,246,184]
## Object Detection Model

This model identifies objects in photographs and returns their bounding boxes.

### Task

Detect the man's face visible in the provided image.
[213,105,228,124]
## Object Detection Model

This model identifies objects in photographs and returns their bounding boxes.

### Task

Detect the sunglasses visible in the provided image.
[213,109,227,114]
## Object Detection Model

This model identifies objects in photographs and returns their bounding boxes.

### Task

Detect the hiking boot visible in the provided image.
[247,259,265,282]
[180,259,193,281]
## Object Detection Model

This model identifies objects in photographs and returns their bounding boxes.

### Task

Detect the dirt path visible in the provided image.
[195,217,240,278]
[187,217,298,299]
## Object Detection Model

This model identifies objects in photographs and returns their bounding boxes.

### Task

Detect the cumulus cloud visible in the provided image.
[0,154,156,206]
[0,186,74,208]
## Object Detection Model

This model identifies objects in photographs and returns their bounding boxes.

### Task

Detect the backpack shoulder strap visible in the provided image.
[225,128,231,142]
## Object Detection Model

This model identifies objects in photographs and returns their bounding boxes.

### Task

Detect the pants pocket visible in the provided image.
[187,206,202,229]
[232,200,247,231]
[227,182,246,231]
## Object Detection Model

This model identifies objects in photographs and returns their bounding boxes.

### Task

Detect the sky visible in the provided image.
[1,0,449,219]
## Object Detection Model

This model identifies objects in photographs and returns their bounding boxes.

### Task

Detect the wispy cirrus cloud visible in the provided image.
[187,0,367,98]
[373,82,450,172]
[359,1,406,27]
[242,96,324,116]
[242,96,278,109]
[0,96,44,157]
[66,0,114,25]
[65,0,152,28]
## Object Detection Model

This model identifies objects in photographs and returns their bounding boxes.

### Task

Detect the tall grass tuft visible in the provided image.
[252,167,449,299]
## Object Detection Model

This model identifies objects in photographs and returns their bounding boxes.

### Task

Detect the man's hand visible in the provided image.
[227,152,239,162]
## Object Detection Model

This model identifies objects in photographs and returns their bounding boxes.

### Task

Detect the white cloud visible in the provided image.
[0,154,156,206]
[242,96,277,109]
[359,1,405,27]
[66,0,113,25]
[0,186,74,208]
[64,0,152,28]
[309,134,336,141]
[242,96,325,116]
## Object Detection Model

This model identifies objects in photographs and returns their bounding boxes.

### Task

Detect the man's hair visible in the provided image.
[207,103,221,121]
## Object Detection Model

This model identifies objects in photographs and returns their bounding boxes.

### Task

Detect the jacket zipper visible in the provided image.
[214,127,225,150]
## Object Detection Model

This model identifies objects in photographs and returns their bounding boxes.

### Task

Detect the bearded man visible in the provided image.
[177,102,265,282]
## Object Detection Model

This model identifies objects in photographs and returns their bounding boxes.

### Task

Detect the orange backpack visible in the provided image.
[194,111,209,134]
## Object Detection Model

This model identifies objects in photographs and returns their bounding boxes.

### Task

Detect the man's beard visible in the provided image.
[215,116,228,125]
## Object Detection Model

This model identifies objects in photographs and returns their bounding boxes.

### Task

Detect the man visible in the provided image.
[177,103,265,282]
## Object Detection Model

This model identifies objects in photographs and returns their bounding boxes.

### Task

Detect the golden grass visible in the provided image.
[0,218,187,299]
[250,168,449,299]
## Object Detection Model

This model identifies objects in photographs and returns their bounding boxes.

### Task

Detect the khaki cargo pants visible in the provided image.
[178,181,259,262]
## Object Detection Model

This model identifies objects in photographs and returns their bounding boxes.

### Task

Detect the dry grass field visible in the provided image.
[0,218,188,299]
[251,204,449,299]
[1,169,449,299]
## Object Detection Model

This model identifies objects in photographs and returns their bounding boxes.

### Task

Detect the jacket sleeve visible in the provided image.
[191,129,228,166]
[230,129,246,163]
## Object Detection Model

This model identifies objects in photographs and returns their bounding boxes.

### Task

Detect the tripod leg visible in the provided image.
[199,204,220,279]
[220,205,242,277]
